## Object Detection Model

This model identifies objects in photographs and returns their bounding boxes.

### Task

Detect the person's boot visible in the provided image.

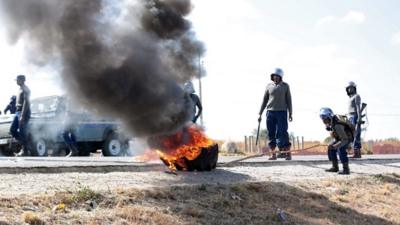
[351,149,362,159]
[268,153,277,160]
[268,147,277,160]
[66,146,79,157]
[285,147,292,160]
[325,159,339,172]
[338,162,350,175]
[285,152,292,160]
[15,146,30,157]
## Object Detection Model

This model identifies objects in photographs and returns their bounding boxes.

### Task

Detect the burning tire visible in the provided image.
[160,144,218,172]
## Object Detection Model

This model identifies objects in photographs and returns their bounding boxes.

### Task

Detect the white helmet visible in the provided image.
[271,68,284,78]
[184,81,195,94]
[347,81,357,88]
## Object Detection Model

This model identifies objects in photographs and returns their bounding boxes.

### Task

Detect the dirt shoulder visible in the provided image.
[0,160,399,224]
[0,174,399,225]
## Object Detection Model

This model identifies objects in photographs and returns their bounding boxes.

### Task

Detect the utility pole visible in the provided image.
[198,56,204,126]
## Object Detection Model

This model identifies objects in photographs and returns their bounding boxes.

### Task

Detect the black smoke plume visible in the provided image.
[0,0,205,137]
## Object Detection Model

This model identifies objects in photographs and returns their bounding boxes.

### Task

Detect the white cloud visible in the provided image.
[340,11,366,24]
[392,32,400,46]
[316,16,335,26]
[317,11,366,26]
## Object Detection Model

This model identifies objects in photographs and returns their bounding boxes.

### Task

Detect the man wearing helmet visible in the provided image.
[4,95,17,114]
[184,81,203,124]
[258,68,293,160]
[320,108,351,175]
[346,81,362,158]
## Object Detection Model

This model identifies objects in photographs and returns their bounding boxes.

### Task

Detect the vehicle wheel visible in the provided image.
[102,133,126,157]
[30,138,49,157]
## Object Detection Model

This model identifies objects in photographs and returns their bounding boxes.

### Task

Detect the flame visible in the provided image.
[155,124,213,170]
[134,150,160,162]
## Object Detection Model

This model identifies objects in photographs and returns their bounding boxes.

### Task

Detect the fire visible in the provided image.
[134,150,160,162]
[155,124,214,170]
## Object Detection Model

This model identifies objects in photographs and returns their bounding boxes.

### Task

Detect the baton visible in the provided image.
[256,118,261,146]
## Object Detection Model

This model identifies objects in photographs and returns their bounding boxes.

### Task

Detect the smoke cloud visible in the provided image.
[0,0,205,137]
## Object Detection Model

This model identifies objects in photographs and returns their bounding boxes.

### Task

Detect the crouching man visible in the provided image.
[319,108,351,175]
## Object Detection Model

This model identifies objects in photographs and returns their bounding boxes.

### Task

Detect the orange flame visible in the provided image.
[134,150,160,162]
[156,125,213,170]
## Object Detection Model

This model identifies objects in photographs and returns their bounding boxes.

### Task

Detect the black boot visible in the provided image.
[285,147,292,160]
[325,159,339,172]
[285,152,292,160]
[338,162,350,175]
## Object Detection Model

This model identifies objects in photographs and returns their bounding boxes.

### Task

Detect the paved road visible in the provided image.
[0,155,399,197]
[0,154,399,173]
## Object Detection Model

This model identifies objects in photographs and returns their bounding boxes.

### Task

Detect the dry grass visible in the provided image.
[0,174,399,225]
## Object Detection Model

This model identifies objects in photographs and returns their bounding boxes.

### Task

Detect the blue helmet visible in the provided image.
[271,68,284,78]
[319,107,334,120]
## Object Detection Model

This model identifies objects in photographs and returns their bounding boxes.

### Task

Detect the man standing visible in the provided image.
[346,81,362,158]
[258,68,293,160]
[4,95,17,114]
[10,75,31,157]
[184,81,203,124]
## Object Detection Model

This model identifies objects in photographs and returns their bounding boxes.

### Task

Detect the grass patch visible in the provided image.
[0,175,399,224]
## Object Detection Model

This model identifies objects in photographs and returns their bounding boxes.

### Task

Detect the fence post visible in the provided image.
[244,136,248,153]
[249,136,253,153]
[301,136,304,149]
[297,136,300,151]
[292,136,296,150]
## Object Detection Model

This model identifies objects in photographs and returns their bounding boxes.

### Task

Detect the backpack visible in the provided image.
[333,115,355,141]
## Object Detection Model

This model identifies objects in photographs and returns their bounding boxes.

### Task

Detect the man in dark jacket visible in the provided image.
[319,108,351,175]
[4,95,17,114]
[258,68,293,160]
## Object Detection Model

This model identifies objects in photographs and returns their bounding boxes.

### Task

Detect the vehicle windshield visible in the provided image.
[30,97,60,114]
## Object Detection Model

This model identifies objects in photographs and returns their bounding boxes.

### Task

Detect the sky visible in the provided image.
[0,0,400,142]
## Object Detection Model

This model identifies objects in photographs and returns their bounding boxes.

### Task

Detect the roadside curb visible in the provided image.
[219,158,400,167]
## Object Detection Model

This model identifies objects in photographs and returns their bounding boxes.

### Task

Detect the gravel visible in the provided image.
[1,160,399,197]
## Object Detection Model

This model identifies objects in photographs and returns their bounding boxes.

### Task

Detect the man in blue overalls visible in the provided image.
[10,75,31,157]
[258,68,293,160]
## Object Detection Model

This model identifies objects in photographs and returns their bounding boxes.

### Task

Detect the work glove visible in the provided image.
[328,144,335,151]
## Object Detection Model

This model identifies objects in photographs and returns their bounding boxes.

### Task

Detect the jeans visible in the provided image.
[328,142,349,163]
[266,111,290,149]
[10,111,31,146]
[349,114,362,150]
[62,129,78,152]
